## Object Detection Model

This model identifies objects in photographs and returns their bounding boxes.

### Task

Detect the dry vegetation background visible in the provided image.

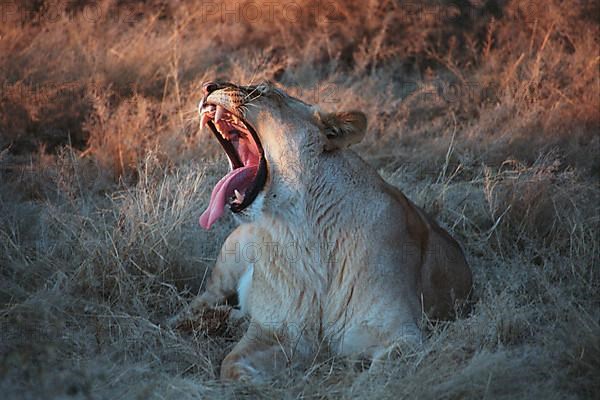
[0,0,598,398]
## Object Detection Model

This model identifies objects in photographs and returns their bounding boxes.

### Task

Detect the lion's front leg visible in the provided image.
[169,225,255,329]
[367,323,423,373]
[220,322,295,382]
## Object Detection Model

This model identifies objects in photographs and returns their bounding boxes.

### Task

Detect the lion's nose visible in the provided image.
[202,82,219,95]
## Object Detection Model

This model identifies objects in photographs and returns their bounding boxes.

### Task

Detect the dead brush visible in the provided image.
[70,153,210,305]
[0,0,599,398]
[83,91,162,179]
[481,152,598,253]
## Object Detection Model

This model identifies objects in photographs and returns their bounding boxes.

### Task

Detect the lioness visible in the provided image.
[173,81,472,381]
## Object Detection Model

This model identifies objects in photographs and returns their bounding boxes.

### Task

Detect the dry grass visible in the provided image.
[0,0,598,398]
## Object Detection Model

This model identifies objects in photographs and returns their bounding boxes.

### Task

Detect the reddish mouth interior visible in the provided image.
[199,105,262,229]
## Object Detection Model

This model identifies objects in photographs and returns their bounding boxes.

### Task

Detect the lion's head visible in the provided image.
[198,81,367,229]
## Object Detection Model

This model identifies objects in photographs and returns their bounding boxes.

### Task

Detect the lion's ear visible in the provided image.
[318,111,367,151]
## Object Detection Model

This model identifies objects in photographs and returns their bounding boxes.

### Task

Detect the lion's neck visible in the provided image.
[257,151,369,274]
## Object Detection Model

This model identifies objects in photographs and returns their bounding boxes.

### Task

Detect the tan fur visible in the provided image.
[172,82,473,381]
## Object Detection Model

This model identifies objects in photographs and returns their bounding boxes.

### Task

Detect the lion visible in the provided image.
[170,81,472,381]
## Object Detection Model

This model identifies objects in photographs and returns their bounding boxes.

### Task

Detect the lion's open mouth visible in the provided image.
[198,103,267,230]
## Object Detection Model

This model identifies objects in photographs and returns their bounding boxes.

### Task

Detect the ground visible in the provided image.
[0,1,598,399]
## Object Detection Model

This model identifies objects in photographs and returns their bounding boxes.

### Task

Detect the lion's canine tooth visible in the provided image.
[215,105,225,122]
[234,189,244,203]
[200,113,210,129]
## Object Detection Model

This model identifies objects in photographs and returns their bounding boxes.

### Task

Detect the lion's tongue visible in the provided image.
[199,165,258,230]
